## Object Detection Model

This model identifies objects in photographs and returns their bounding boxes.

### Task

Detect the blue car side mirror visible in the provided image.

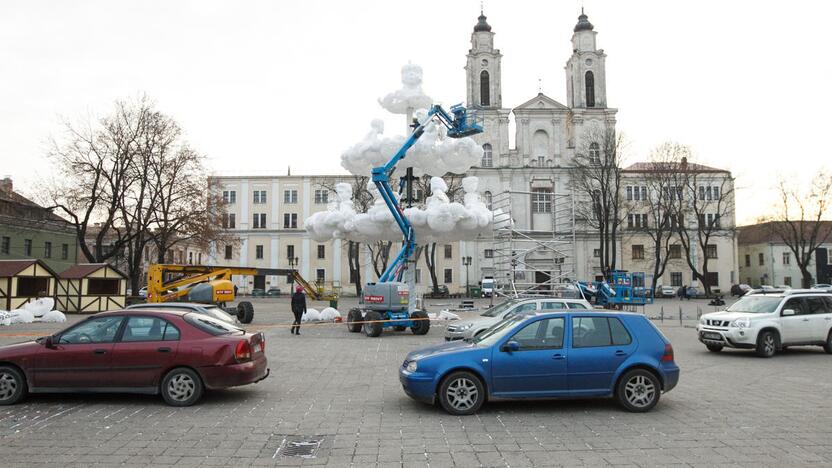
[502,340,520,352]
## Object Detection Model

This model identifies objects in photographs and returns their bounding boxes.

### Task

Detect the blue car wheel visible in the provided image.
[438,371,485,415]
[616,369,660,412]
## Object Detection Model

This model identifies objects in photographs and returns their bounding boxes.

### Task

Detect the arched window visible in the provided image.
[589,142,600,165]
[480,70,490,107]
[484,191,493,210]
[585,71,595,107]
[481,143,493,167]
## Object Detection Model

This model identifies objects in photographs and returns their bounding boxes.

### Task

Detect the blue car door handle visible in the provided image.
[614,350,627,356]
[552,354,566,360]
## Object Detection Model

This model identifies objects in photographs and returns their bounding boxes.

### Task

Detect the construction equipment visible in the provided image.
[346,103,483,337]
[146,264,336,324]
[576,270,654,309]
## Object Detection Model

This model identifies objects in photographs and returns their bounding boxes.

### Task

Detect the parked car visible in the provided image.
[138,287,147,298]
[660,285,676,298]
[402,310,679,415]
[730,284,751,297]
[266,288,282,297]
[127,302,242,326]
[251,288,266,297]
[0,310,268,406]
[813,284,832,290]
[445,297,591,341]
[697,289,832,357]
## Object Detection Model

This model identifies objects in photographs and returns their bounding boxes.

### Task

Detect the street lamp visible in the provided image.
[462,256,472,298]
[288,256,299,291]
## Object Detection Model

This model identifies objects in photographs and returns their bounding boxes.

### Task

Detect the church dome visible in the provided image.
[574,10,594,32]
[474,12,492,32]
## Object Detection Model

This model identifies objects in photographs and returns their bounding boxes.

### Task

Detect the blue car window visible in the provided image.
[509,318,564,350]
[609,317,632,345]
[572,317,613,348]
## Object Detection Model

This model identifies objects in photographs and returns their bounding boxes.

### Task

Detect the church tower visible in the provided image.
[466,11,502,109]
[565,10,608,109]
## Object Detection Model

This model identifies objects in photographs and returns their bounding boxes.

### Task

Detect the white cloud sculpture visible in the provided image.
[377,62,433,115]
[305,176,492,244]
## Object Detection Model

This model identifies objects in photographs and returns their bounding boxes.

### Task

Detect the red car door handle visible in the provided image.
[93,349,107,355]
[157,347,171,353]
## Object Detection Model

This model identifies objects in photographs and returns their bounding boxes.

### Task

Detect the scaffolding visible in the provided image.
[491,190,577,297]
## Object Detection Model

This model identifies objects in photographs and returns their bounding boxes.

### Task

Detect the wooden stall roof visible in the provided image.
[0,259,58,278]
[60,263,127,280]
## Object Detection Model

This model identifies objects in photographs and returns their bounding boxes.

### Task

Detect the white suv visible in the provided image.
[697,290,832,357]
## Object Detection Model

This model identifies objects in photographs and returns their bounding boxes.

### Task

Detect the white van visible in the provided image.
[481,277,495,297]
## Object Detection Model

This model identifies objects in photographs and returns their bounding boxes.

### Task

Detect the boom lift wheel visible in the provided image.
[347,309,363,333]
[410,310,430,335]
[363,311,383,337]
[237,301,254,324]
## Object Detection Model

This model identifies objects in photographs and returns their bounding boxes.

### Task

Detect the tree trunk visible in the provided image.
[348,241,362,296]
[425,243,439,294]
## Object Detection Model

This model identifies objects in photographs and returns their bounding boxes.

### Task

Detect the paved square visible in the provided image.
[0,298,831,467]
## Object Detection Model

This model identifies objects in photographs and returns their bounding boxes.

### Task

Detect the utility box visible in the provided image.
[362,282,409,311]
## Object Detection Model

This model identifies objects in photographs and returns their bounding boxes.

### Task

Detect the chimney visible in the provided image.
[0,176,12,195]
[680,157,688,169]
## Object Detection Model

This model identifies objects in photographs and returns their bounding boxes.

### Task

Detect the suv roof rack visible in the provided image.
[748,288,829,296]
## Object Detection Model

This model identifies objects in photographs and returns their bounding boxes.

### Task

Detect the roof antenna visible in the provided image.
[538,78,543,94]
[480,0,484,14]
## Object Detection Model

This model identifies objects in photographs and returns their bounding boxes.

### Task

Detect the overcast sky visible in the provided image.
[2,0,831,224]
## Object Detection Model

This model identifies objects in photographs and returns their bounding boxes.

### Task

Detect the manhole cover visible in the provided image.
[273,435,325,459]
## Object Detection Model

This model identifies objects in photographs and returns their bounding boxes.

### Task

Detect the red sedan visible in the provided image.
[0,309,269,406]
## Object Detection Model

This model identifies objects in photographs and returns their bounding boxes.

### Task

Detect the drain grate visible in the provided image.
[273,435,325,459]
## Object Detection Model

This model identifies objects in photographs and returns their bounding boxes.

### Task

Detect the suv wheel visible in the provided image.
[438,371,484,415]
[755,330,778,358]
[706,344,723,352]
[823,331,832,354]
[616,369,661,412]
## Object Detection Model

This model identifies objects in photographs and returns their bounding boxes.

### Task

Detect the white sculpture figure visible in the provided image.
[378,62,433,114]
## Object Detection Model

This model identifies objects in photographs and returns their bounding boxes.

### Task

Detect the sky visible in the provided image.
[2,0,831,225]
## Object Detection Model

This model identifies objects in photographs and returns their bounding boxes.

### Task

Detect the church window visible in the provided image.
[480,70,490,106]
[589,142,601,165]
[481,143,493,167]
[585,71,595,107]
[484,191,493,210]
[531,188,552,213]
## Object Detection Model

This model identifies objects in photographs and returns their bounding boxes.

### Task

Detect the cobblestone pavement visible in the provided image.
[0,298,830,467]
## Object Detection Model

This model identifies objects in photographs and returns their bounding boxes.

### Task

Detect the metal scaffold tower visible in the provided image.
[491,190,576,297]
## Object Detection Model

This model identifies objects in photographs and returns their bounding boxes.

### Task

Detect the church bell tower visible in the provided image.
[565,10,608,109]
[466,11,502,109]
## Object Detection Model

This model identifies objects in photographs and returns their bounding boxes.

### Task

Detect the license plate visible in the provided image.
[702,332,722,340]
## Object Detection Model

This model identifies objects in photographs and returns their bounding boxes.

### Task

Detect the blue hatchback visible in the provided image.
[400,310,679,415]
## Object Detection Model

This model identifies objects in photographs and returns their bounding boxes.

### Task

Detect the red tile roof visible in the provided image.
[0,259,57,277]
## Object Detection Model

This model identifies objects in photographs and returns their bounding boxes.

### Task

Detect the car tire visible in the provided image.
[438,371,485,416]
[706,344,723,352]
[237,301,254,324]
[346,309,363,333]
[823,331,832,354]
[410,310,430,335]
[0,365,27,405]
[161,368,204,407]
[363,311,383,337]
[616,369,661,413]
[755,330,778,358]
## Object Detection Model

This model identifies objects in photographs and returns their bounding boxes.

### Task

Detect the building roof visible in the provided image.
[0,185,72,226]
[623,160,730,174]
[60,263,126,279]
[0,259,57,277]
[738,221,832,245]
[574,9,594,32]
[474,11,492,32]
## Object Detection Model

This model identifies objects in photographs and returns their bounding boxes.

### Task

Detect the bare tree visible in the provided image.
[571,126,625,277]
[765,172,832,288]
[668,155,736,296]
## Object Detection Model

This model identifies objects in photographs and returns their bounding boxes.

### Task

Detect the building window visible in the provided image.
[626,186,647,201]
[0,237,8,254]
[287,245,295,260]
[255,245,263,260]
[782,252,790,265]
[669,244,681,259]
[706,244,718,259]
[758,252,765,266]
[632,245,644,260]
[283,213,298,229]
[444,268,453,284]
[252,213,266,229]
[531,188,552,213]
[24,239,32,256]
[585,71,595,107]
[671,272,682,287]
[415,268,421,284]
[593,249,601,258]
[317,245,325,259]
[43,242,52,258]
[316,269,325,283]
[484,249,494,259]
[61,243,69,260]
[784,276,792,286]
[444,244,452,259]
[253,190,266,204]
[283,189,298,204]
[483,191,493,210]
[705,272,719,288]
[314,189,329,204]
[745,254,751,267]
[188,252,193,264]
[481,143,493,167]
[480,70,490,106]
[588,142,600,165]
[627,214,648,229]
[228,213,236,228]
[222,190,236,204]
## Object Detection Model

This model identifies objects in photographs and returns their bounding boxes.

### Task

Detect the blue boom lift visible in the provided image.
[576,270,654,309]
[346,104,483,337]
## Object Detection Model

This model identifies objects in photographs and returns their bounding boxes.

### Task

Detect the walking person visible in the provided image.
[290,285,306,335]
